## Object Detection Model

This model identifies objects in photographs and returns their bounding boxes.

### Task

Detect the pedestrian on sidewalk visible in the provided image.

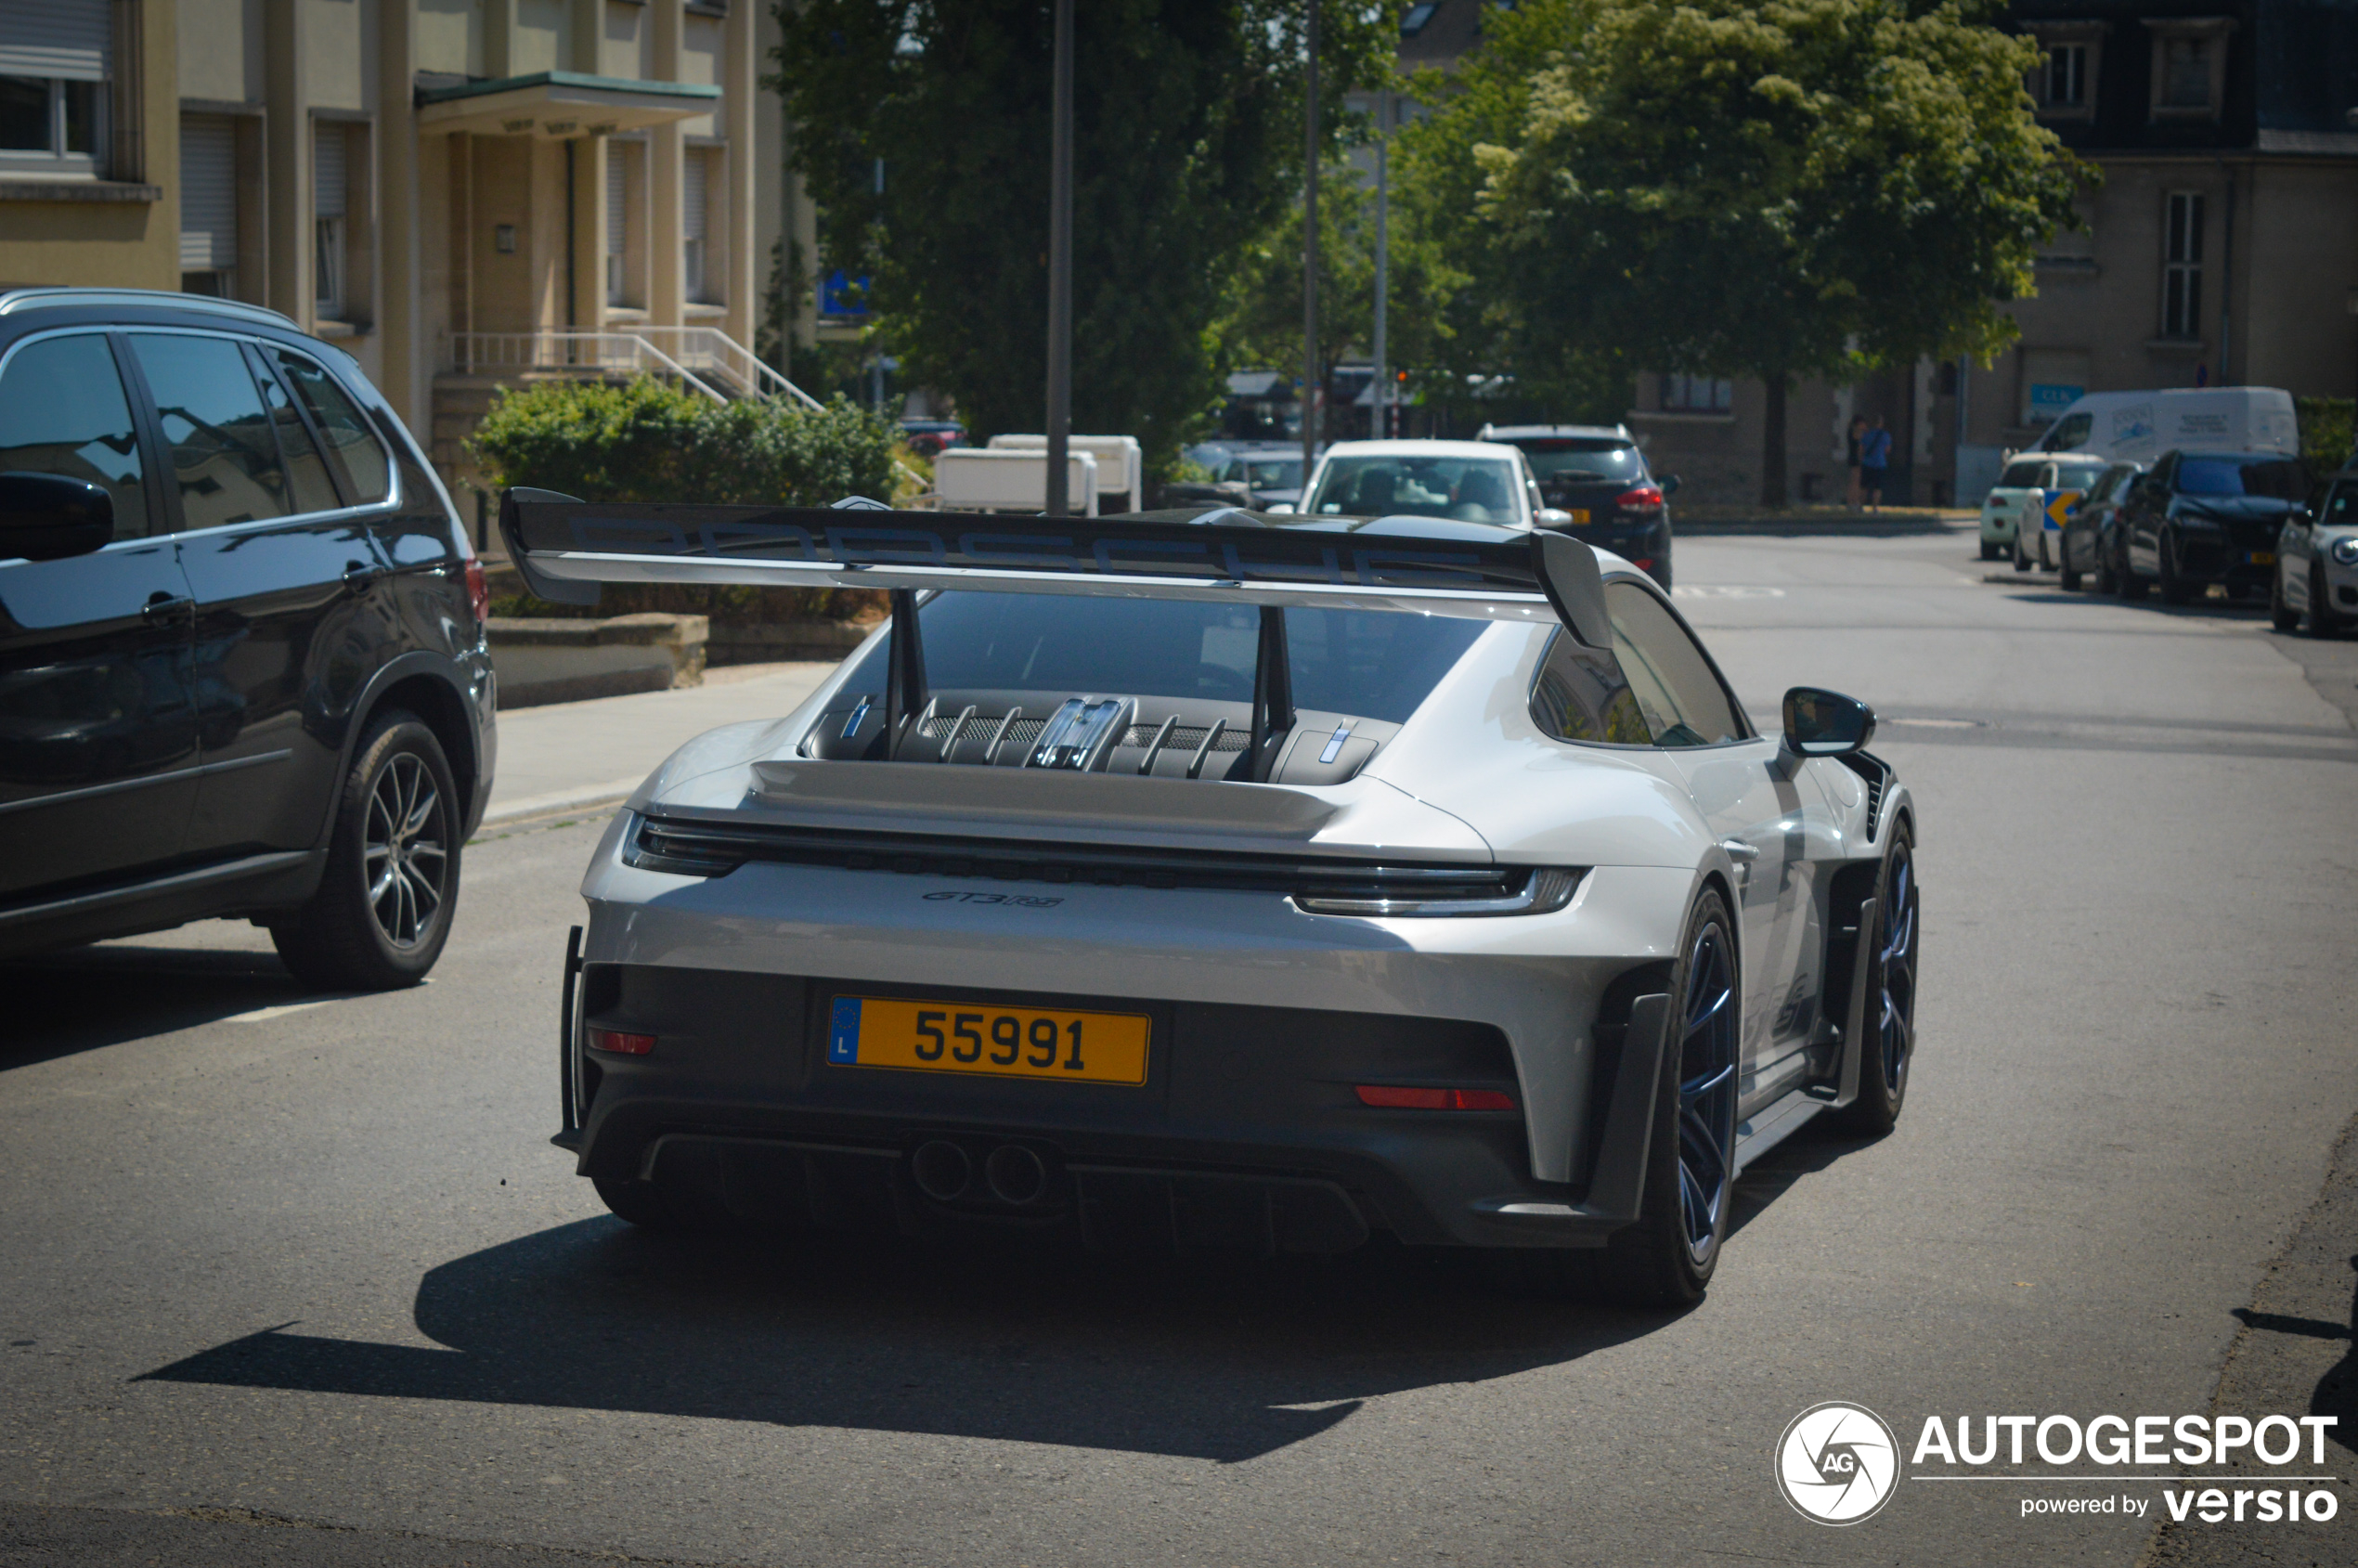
[1859,415,1892,512]
[1846,415,1867,510]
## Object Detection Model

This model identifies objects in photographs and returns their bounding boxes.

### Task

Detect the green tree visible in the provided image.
[769,0,1393,475]
[1409,0,2081,504]
[1219,156,1465,436]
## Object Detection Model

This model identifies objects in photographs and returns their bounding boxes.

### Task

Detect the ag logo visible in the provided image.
[1775,1403,1901,1525]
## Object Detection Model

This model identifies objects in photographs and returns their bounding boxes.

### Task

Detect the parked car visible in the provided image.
[2272,463,2358,637]
[2116,449,2313,605]
[2057,460,2143,593]
[1298,440,1546,531]
[504,496,1918,1307]
[1478,423,1677,588]
[1979,452,2106,569]
[1214,446,1309,511]
[0,288,495,987]
[898,419,965,460]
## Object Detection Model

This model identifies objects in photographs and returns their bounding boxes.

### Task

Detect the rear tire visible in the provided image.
[2061,565,2082,592]
[2095,543,2118,596]
[1591,888,1741,1308]
[270,710,460,991]
[1831,825,1919,1137]
[2012,535,2033,572]
[1979,538,1999,562]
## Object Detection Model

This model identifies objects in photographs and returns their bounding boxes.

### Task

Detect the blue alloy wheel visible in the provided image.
[1874,846,1918,1095]
[1678,921,1740,1266]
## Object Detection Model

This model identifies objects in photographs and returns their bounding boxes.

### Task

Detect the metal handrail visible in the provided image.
[442,331,731,404]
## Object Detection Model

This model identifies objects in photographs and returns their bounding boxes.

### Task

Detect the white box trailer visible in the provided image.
[932,447,1100,515]
[987,434,1144,512]
[2030,387,2298,463]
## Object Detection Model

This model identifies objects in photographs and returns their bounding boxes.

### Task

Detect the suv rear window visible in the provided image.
[849,592,1486,725]
[1999,461,2044,489]
[1510,439,1645,486]
[2177,455,2312,499]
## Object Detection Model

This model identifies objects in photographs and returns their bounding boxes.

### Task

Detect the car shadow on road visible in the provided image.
[134,1207,1714,1463]
[0,943,321,1070]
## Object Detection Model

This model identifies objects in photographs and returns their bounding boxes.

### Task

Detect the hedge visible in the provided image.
[469,377,900,621]
[2297,396,2354,472]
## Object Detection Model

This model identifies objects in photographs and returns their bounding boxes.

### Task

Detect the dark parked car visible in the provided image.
[2058,460,2142,593]
[2116,449,2312,605]
[1478,422,1678,588]
[0,288,495,988]
[898,419,965,459]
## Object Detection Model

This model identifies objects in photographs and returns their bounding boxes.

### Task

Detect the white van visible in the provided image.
[2031,387,2297,463]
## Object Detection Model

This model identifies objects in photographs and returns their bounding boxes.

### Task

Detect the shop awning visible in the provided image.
[416,71,720,138]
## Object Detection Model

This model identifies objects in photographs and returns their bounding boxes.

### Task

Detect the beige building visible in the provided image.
[1,0,823,526]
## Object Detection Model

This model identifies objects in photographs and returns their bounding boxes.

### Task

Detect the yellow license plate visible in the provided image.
[1568,509,1591,525]
[2250,551,2276,565]
[825,995,1149,1085]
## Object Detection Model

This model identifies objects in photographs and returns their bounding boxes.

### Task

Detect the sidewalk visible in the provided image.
[477,660,843,830]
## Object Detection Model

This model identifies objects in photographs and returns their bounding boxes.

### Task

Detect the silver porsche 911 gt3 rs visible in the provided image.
[504,495,1920,1306]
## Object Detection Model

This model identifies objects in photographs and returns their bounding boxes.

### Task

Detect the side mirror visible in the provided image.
[1658,473,1682,496]
[1535,507,1572,527]
[0,472,114,562]
[1781,686,1876,758]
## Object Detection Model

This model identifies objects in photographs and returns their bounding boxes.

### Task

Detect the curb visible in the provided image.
[1677,518,1967,538]
[476,778,645,832]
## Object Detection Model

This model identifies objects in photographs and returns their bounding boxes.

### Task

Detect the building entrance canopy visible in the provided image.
[417,71,720,138]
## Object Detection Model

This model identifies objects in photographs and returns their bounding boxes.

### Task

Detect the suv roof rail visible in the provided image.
[0,287,298,330]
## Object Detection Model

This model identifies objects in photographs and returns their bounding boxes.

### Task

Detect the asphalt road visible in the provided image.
[5,530,2355,1568]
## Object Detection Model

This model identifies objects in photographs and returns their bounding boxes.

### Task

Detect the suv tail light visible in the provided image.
[1355,1084,1517,1111]
[1615,486,1665,512]
[462,557,489,623]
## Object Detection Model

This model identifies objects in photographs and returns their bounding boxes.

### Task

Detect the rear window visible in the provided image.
[849,593,1486,725]
[1510,439,1645,485]
[2177,456,2312,499]
[1224,454,1302,489]
[2055,464,2105,491]
[1999,461,2044,489]
[1304,455,1522,523]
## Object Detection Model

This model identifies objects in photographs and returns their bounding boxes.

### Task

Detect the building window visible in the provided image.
[683,148,712,303]
[2045,45,2086,108]
[2147,19,2233,120]
[2163,192,2204,340]
[180,114,238,297]
[606,147,629,305]
[314,123,348,320]
[0,0,111,175]
[1662,373,1733,413]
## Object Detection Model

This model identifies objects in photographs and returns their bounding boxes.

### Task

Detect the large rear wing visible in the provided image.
[498,492,1612,646]
[499,494,1615,783]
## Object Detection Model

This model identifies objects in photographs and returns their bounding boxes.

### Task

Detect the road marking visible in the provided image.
[225,1001,340,1024]
[1671,585,1788,599]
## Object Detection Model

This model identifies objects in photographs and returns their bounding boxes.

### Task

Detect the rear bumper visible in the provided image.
[562,965,1667,1252]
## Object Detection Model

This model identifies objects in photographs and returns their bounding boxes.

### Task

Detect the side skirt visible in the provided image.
[1732,1086,1826,1180]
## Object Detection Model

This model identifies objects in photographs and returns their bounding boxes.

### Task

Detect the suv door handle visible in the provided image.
[140,592,194,625]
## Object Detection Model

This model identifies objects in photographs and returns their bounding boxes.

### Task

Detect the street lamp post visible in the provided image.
[1373,88,1388,442]
[1045,0,1074,516]
[1301,0,1318,486]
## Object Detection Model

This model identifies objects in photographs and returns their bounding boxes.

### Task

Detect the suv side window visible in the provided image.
[246,343,342,514]
[0,333,151,539]
[129,332,291,531]
[1606,581,1745,747]
[2322,481,2358,527]
[274,348,391,503]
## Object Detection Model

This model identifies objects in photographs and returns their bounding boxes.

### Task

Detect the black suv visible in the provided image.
[1477,423,1678,588]
[2116,448,2312,606]
[0,289,495,988]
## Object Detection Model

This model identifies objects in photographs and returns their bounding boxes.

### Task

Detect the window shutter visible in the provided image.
[0,0,111,81]
[682,151,707,242]
[180,117,238,271]
[606,150,627,255]
[314,123,347,218]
